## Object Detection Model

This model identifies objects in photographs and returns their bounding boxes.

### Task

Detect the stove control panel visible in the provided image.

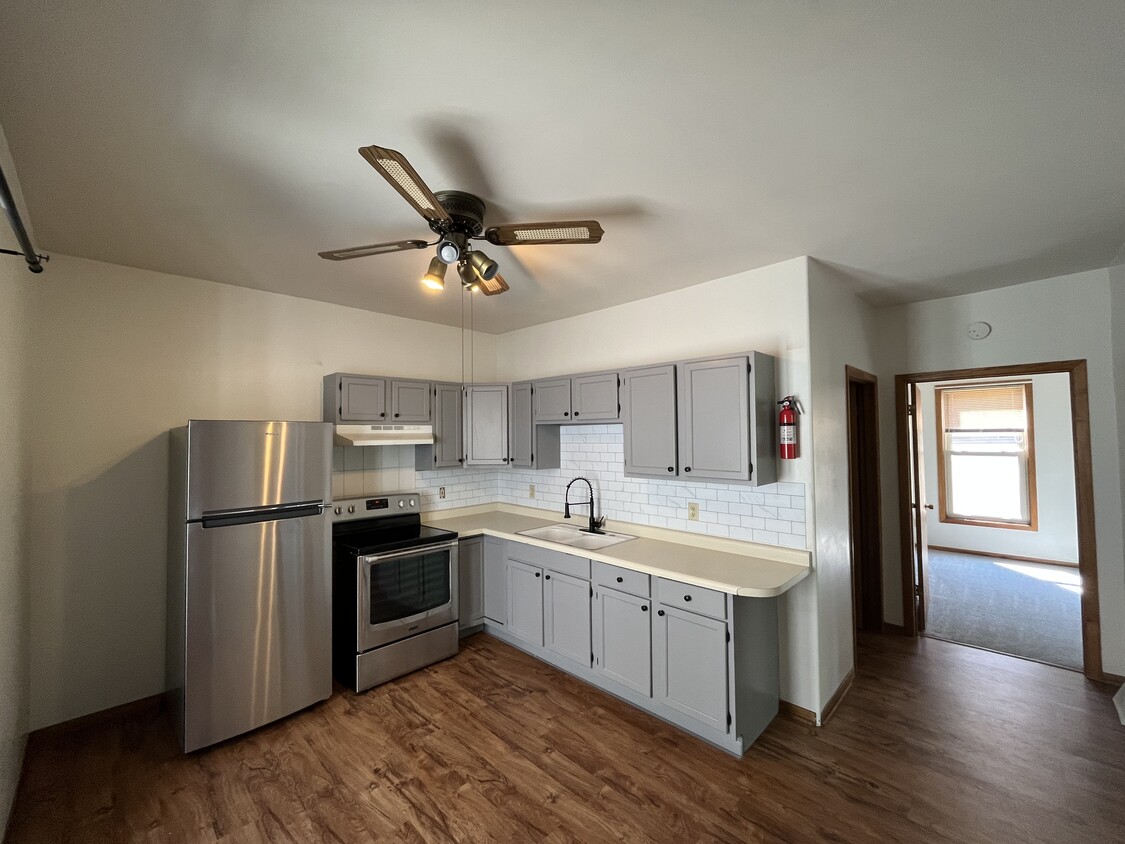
[331,492,421,522]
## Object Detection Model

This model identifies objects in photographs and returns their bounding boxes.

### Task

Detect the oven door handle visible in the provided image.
[360,540,459,565]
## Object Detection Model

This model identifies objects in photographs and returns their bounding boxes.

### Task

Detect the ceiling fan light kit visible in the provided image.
[321,144,604,297]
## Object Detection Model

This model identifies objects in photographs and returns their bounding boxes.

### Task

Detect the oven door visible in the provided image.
[357,540,458,652]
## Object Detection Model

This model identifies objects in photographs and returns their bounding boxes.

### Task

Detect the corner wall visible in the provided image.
[24,254,497,729]
[876,267,1125,676]
[806,260,881,712]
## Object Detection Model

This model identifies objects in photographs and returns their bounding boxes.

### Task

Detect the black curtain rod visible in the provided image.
[0,160,46,273]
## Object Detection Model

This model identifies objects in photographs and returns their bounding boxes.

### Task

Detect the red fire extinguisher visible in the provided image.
[778,396,801,459]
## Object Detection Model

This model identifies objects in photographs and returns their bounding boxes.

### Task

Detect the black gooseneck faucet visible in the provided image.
[563,476,606,534]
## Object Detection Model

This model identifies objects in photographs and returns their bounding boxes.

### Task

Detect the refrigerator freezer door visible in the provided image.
[185,421,332,519]
[183,512,331,752]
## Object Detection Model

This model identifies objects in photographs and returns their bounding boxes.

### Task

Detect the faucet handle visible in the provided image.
[593,515,606,529]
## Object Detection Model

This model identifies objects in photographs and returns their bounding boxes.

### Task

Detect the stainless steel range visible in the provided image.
[331,493,459,692]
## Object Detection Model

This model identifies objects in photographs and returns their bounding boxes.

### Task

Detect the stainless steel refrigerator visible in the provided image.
[167,420,333,752]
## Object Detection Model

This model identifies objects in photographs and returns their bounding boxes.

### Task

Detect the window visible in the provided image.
[935,382,1037,530]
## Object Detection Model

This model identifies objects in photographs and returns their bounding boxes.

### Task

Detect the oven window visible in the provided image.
[368,549,451,625]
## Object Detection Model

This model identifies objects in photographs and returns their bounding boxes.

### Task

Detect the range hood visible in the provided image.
[334,424,434,447]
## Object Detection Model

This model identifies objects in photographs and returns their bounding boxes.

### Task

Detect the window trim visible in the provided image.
[935,381,1039,531]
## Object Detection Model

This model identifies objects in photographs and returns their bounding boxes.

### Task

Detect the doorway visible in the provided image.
[900,362,1102,679]
[846,366,883,637]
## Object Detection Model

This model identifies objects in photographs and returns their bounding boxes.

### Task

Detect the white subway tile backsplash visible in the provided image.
[325,426,814,550]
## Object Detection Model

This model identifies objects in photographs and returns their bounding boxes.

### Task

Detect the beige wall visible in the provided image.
[806,260,881,712]
[0,258,30,834]
[496,257,824,713]
[876,267,1125,676]
[24,255,497,729]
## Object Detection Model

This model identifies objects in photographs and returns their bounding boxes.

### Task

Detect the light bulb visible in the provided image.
[421,257,446,291]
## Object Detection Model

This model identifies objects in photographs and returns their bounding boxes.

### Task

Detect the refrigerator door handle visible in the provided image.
[199,501,326,529]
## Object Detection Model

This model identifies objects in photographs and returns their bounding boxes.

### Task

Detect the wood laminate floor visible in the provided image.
[7,632,1124,843]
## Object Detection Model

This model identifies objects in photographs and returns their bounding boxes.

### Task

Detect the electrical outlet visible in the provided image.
[529,484,536,499]
[688,502,699,520]
[439,487,446,499]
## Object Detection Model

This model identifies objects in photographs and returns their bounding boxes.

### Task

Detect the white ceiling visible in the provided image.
[1,1,1123,334]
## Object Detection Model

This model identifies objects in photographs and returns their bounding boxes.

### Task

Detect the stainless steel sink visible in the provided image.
[517,523,635,551]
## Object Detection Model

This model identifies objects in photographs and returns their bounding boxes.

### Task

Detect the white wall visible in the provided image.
[919,374,1078,563]
[495,257,823,713]
[0,254,30,835]
[876,267,1125,676]
[807,260,881,711]
[24,254,497,729]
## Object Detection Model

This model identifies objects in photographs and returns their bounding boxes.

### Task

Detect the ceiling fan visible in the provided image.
[319,145,604,295]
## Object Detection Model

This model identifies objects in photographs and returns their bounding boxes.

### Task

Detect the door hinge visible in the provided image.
[530,453,534,462]
[727,712,732,728]
[914,584,922,597]
[907,404,916,417]
[617,403,621,414]
[726,629,730,643]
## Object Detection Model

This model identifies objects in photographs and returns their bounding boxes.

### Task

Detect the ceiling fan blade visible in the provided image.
[484,220,604,246]
[318,239,429,261]
[477,273,510,296]
[358,145,452,226]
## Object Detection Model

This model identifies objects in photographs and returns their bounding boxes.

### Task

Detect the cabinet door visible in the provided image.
[621,364,678,479]
[654,604,728,732]
[339,376,387,422]
[593,587,652,696]
[572,372,619,421]
[458,539,484,630]
[544,571,592,668]
[510,381,534,468]
[433,383,464,468]
[534,378,572,422]
[464,384,509,466]
[390,380,432,422]
[506,559,544,647]
[678,356,750,482]
[482,538,507,625]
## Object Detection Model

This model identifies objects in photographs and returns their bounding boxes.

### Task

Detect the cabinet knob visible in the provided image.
[667,466,674,473]
[535,572,541,578]
[545,574,551,580]
[380,412,385,418]
[616,576,623,583]
[641,605,648,612]
[574,411,579,417]
[394,412,400,418]
[564,411,569,417]
[683,594,692,602]
[684,466,692,472]
[657,610,665,617]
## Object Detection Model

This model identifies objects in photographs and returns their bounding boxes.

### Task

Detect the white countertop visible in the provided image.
[425,506,810,598]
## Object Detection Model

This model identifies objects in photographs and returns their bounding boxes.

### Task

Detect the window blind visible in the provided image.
[940,384,1028,431]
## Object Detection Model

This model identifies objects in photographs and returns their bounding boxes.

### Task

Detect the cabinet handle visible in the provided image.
[667,466,674,473]
[616,576,623,583]
[641,605,648,612]
[545,574,551,580]
[535,572,541,578]
[684,466,691,472]
[683,595,692,602]
[657,609,665,617]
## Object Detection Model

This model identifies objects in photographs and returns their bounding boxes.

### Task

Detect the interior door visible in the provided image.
[908,383,931,631]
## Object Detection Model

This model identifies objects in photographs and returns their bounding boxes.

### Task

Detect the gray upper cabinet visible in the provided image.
[544,570,592,668]
[325,374,387,422]
[621,364,678,479]
[390,379,431,422]
[678,356,750,482]
[572,372,619,421]
[464,384,509,466]
[534,377,572,422]
[510,381,561,470]
[433,382,464,468]
[593,586,653,696]
[653,602,729,733]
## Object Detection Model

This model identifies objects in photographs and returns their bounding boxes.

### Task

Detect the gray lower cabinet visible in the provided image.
[621,364,678,478]
[506,559,544,647]
[653,603,729,733]
[593,586,652,696]
[482,537,507,625]
[458,538,484,631]
[544,571,592,668]
[465,384,509,466]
